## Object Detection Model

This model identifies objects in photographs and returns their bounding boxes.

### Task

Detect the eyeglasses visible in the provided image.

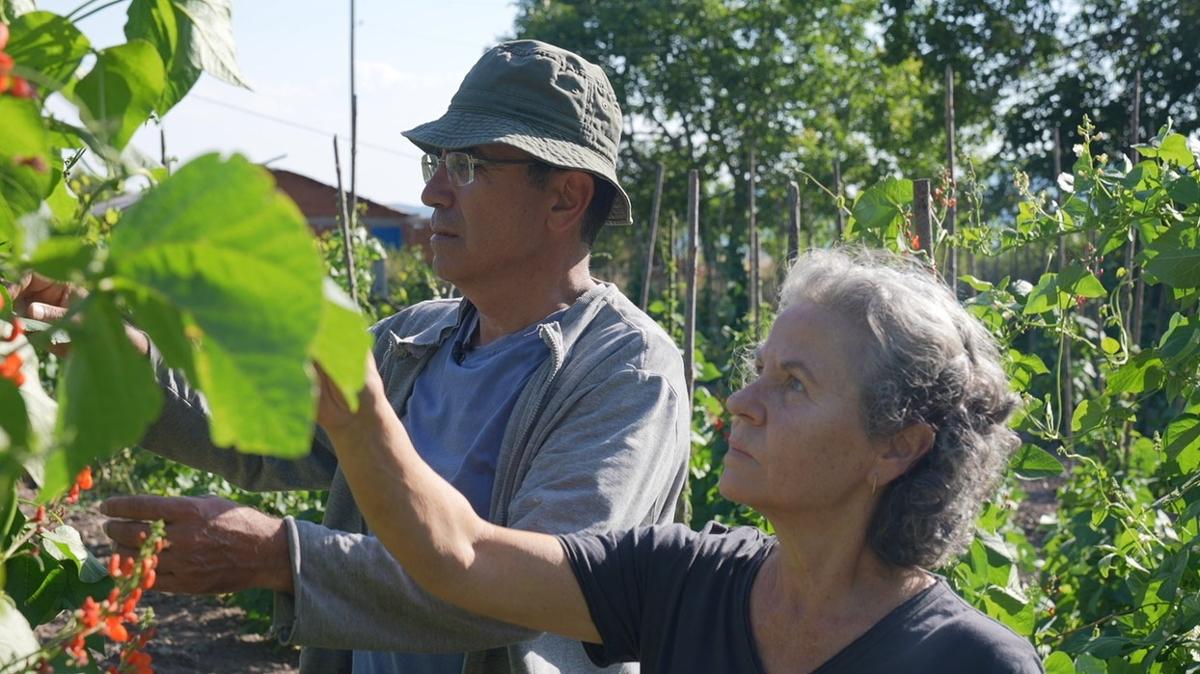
[420,151,545,187]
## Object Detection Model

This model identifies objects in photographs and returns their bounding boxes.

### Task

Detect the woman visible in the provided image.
[317,247,1044,673]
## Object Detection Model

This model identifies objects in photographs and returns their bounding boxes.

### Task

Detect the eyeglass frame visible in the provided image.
[420,150,550,187]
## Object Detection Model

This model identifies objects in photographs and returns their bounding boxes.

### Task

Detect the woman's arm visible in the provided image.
[315,357,602,644]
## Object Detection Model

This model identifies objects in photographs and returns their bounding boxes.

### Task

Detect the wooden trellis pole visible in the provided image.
[1054,126,1073,440]
[787,180,801,267]
[913,179,933,258]
[684,169,700,403]
[833,158,845,240]
[1130,72,1146,347]
[640,162,666,310]
[332,136,359,304]
[749,147,760,340]
[945,65,958,296]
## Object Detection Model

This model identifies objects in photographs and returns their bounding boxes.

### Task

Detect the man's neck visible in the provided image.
[466,263,597,346]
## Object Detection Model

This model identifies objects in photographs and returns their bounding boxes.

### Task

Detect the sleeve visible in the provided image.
[557,527,685,666]
[137,340,340,492]
[273,359,692,653]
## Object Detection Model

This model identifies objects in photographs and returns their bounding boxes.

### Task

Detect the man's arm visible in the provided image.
[278,361,689,652]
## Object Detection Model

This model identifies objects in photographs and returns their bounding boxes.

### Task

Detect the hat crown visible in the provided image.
[452,40,621,164]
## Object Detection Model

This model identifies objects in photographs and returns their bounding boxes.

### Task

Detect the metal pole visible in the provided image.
[640,163,666,310]
[348,0,359,249]
[945,65,958,296]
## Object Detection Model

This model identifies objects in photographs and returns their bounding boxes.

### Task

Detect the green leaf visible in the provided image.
[126,0,188,114]
[40,525,87,567]
[1155,549,1189,602]
[1072,398,1107,434]
[1100,336,1121,355]
[1010,444,1064,478]
[1107,353,1164,395]
[4,11,91,91]
[1165,412,1200,473]
[1142,224,1200,289]
[1023,273,1061,315]
[27,236,97,283]
[849,178,912,243]
[0,95,51,225]
[1157,133,1196,168]
[1073,654,1107,674]
[0,593,39,669]
[1057,264,1106,299]
[960,274,994,292]
[1167,175,1200,205]
[111,154,325,458]
[172,0,251,89]
[75,39,166,151]
[43,295,163,499]
[0,377,30,452]
[309,280,370,414]
[1043,651,1075,674]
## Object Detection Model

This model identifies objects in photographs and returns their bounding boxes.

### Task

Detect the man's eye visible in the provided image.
[786,376,806,393]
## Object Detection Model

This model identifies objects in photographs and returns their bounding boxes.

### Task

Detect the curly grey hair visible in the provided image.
[777,247,1020,569]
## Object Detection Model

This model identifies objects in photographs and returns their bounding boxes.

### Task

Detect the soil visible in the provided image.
[26,493,300,674]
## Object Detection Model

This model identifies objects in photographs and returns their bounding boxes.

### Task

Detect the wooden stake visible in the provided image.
[787,180,800,266]
[833,158,845,240]
[945,64,958,296]
[913,179,933,259]
[640,162,666,310]
[1053,126,1073,440]
[684,169,700,403]
[749,147,760,340]
[332,136,359,304]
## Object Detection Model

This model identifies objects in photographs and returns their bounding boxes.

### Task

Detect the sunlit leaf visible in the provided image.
[75,40,166,151]
[4,11,90,90]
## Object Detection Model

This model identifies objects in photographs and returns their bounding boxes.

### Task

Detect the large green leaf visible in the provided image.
[849,177,912,243]
[125,0,191,114]
[0,594,38,670]
[172,0,250,89]
[1142,225,1200,289]
[1023,273,1060,315]
[310,280,370,413]
[4,11,91,90]
[75,39,166,151]
[43,294,163,499]
[1165,412,1200,473]
[0,96,50,229]
[111,154,325,457]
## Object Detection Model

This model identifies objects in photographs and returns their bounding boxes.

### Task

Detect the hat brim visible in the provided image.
[403,108,632,226]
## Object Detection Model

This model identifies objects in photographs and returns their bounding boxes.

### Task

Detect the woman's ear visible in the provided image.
[875,422,935,486]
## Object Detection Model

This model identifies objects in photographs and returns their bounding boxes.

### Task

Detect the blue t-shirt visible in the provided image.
[353,310,560,674]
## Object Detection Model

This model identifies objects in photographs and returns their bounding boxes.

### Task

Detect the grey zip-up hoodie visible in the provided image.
[140,282,691,674]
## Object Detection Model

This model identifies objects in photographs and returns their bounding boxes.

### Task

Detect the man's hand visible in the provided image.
[101,495,293,595]
[8,272,149,355]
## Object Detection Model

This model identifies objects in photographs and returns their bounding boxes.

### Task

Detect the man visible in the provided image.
[85,40,690,674]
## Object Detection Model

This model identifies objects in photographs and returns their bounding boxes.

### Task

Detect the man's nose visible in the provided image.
[421,162,454,209]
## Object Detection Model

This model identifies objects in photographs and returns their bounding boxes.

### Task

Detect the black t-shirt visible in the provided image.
[559,523,1044,674]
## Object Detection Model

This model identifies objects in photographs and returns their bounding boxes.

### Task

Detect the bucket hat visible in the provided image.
[402,39,632,226]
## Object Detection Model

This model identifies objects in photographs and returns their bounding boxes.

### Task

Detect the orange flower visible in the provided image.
[77,466,94,490]
[104,615,129,642]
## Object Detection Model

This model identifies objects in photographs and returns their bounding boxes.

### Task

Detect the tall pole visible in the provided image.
[749,146,760,340]
[640,162,666,310]
[333,137,359,303]
[348,0,359,246]
[786,181,800,268]
[684,170,700,403]
[913,179,933,259]
[945,65,958,296]
[1129,71,1145,347]
[1054,126,1072,440]
[833,158,845,240]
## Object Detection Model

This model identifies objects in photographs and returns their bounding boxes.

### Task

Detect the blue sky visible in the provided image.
[38,1,521,209]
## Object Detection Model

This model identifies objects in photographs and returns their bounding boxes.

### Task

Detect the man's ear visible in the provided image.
[874,422,935,487]
[546,171,594,234]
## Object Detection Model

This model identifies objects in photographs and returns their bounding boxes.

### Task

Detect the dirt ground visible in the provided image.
[32,496,300,674]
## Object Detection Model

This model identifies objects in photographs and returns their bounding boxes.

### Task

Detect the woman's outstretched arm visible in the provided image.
[315,357,601,644]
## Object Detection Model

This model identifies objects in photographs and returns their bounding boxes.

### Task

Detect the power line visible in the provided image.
[190,94,421,159]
